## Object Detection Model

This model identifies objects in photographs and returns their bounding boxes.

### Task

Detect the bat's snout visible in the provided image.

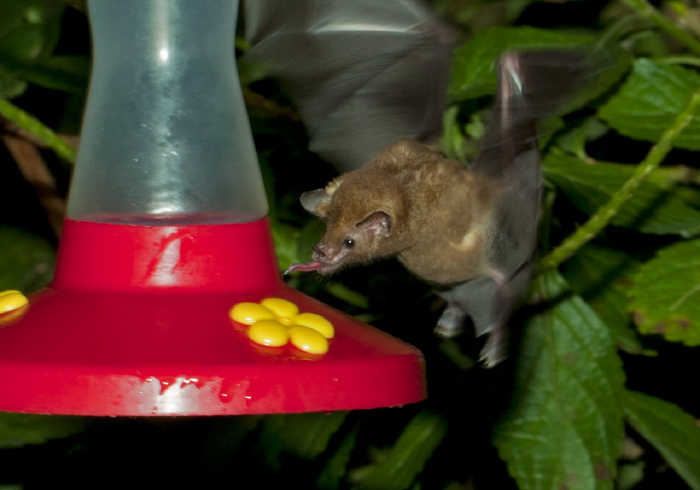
[312,244,327,261]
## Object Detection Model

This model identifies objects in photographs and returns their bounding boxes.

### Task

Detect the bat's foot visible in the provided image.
[435,306,465,338]
[479,326,507,368]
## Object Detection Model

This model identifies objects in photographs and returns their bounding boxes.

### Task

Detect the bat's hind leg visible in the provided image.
[433,272,513,368]
[435,302,467,338]
[478,265,534,367]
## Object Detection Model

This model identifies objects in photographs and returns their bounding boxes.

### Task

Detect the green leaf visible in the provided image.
[554,117,609,160]
[296,217,324,264]
[237,58,270,86]
[449,26,630,108]
[624,390,700,490]
[0,63,26,98]
[628,238,700,346]
[270,220,303,270]
[0,0,64,66]
[350,410,447,490]
[0,227,56,293]
[255,411,349,471]
[562,245,647,355]
[450,26,595,101]
[16,54,89,93]
[316,426,359,490]
[495,271,625,490]
[598,59,700,150]
[454,0,534,27]
[0,412,88,449]
[440,105,469,162]
[544,149,700,237]
[0,2,85,94]
[617,461,645,490]
[324,282,370,310]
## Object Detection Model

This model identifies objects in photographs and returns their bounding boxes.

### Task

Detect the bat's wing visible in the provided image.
[242,0,454,172]
[472,50,589,180]
[473,50,589,271]
[439,50,589,366]
[437,265,534,367]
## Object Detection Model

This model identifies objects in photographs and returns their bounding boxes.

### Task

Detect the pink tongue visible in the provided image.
[286,261,324,273]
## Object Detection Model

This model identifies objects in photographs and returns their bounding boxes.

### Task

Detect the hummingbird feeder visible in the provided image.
[0,0,426,416]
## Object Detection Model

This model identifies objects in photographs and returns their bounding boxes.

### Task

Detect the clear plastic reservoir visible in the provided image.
[67,0,268,224]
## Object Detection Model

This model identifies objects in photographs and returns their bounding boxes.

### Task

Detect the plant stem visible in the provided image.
[620,0,700,56]
[660,56,700,68]
[325,281,370,310]
[0,98,77,163]
[538,87,700,273]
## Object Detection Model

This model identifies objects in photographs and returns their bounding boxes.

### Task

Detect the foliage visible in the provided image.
[627,238,700,345]
[2,0,700,489]
[494,270,625,490]
[624,390,700,490]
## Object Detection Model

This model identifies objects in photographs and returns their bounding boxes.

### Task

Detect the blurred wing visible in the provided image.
[242,0,455,171]
[474,50,589,272]
[473,50,589,180]
[463,50,591,366]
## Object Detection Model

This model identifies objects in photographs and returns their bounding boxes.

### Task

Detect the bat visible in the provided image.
[287,50,589,367]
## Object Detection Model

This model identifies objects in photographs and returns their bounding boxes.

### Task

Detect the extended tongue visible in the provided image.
[285,261,324,274]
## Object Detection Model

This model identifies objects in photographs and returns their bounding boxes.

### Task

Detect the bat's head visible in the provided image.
[289,176,396,275]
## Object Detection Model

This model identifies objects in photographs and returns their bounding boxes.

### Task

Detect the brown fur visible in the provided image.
[302,139,498,284]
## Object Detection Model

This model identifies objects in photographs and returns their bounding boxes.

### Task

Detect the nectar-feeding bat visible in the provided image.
[288,50,588,367]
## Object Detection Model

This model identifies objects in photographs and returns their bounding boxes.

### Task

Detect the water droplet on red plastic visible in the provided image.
[146,376,178,395]
[180,377,205,389]
[218,378,251,404]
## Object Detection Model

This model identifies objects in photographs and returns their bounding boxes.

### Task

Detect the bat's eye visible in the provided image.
[343,238,355,248]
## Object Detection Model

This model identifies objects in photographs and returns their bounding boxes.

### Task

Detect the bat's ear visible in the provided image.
[357,211,392,238]
[300,189,331,217]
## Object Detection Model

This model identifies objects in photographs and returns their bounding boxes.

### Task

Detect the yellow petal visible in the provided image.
[289,325,329,354]
[260,297,299,323]
[229,302,275,325]
[248,320,290,347]
[293,312,334,339]
[0,290,28,314]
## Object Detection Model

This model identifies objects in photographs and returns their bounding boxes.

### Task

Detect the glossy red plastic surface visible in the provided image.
[0,218,426,416]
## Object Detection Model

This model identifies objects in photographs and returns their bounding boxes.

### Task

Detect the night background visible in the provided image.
[1,0,700,489]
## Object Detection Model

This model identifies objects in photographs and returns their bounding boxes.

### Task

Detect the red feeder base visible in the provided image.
[0,218,426,416]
